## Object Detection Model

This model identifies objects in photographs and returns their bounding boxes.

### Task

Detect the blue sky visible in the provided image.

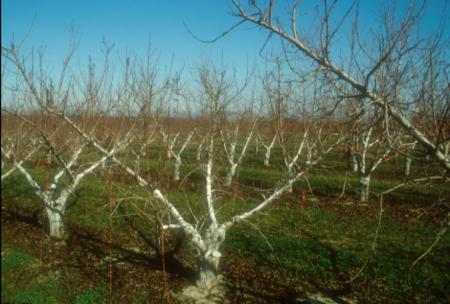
[2,0,277,79]
[2,0,448,84]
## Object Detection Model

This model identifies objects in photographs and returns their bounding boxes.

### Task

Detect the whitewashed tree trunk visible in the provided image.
[182,228,227,303]
[168,132,194,181]
[404,141,416,177]
[287,164,295,193]
[224,163,237,186]
[359,175,371,203]
[45,205,65,239]
[263,149,271,166]
[259,134,276,167]
[404,157,412,177]
[174,157,181,181]
[352,127,393,203]
[45,190,71,239]
[351,154,358,173]
[197,257,220,288]
[161,131,179,160]
[2,137,129,240]
[197,139,205,161]
[222,127,253,187]
[280,131,308,193]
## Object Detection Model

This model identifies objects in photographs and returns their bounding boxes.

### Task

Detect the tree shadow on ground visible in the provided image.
[2,206,356,303]
[1,205,196,282]
[2,207,42,229]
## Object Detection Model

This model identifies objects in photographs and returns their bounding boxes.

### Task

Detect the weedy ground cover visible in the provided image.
[2,145,449,303]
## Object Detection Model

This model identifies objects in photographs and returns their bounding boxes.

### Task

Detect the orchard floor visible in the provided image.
[1,205,318,303]
[2,193,449,303]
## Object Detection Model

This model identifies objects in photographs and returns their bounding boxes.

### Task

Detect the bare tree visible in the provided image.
[352,125,394,203]
[2,134,132,239]
[404,139,418,177]
[220,122,254,186]
[257,131,277,166]
[16,59,345,301]
[196,135,207,161]
[229,0,450,172]
[1,36,139,239]
[161,128,195,181]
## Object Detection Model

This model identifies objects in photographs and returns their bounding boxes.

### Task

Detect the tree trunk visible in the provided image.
[404,156,412,177]
[197,144,203,161]
[264,149,271,166]
[287,165,294,193]
[225,164,237,186]
[45,206,65,239]
[197,255,220,288]
[359,175,370,203]
[351,155,358,173]
[174,158,181,181]
[181,252,227,303]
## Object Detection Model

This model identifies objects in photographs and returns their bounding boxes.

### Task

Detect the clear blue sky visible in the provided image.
[2,0,278,79]
[2,0,448,83]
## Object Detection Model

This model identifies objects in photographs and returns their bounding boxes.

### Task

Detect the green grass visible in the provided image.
[1,246,108,304]
[1,246,62,304]
[73,288,108,304]
[2,143,449,303]
[224,207,450,303]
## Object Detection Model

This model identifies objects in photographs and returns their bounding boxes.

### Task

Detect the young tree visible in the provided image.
[352,126,394,203]
[257,131,277,166]
[220,122,254,186]
[161,128,195,181]
[196,136,206,161]
[161,130,179,160]
[404,140,417,177]
[2,131,132,239]
[1,36,138,239]
[27,63,343,302]
[3,37,348,302]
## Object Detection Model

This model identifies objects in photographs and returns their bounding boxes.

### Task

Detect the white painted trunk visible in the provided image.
[180,228,227,303]
[359,175,371,203]
[287,165,295,193]
[174,158,181,181]
[45,206,65,239]
[264,149,271,166]
[167,148,172,159]
[351,155,358,173]
[181,254,225,303]
[197,145,203,161]
[225,164,237,186]
[197,255,221,288]
[404,157,412,177]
